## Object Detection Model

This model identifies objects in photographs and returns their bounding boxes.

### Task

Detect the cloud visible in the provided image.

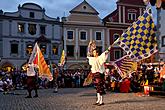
[0,0,118,18]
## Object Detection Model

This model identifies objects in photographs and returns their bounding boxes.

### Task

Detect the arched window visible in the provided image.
[40,44,47,54]
[26,44,33,55]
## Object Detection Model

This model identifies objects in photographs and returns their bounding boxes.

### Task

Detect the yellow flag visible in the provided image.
[59,50,66,66]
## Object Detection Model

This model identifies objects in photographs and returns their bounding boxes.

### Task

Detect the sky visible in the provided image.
[0,0,157,22]
[0,0,117,19]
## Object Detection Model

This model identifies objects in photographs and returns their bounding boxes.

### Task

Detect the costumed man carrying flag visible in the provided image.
[26,43,53,98]
[26,63,39,98]
[86,41,111,106]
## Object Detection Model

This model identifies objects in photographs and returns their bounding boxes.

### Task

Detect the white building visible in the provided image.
[62,0,109,70]
[0,3,62,72]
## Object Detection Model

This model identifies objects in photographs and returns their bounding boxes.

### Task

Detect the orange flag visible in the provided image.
[160,66,165,79]
[28,43,53,81]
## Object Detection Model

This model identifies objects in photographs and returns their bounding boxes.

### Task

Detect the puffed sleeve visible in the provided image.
[98,51,109,65]
[87,56,95,66]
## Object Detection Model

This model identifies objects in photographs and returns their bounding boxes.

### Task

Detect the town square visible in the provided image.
[0,0,165,110]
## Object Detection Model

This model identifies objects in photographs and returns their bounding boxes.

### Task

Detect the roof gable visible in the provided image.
[70,0,99,15]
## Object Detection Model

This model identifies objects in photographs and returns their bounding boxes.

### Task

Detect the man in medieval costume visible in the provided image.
[87,41,111,106]
[25,63,38,98]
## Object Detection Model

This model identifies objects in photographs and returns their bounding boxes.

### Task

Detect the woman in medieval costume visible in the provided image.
[87,41,111,106]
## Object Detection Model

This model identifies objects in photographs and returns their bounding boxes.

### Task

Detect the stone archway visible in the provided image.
[68,64,83,70]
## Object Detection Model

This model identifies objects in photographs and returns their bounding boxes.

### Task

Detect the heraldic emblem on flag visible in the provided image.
[112,55,137,78]
[28,43,53,81]
[117,10,158,61]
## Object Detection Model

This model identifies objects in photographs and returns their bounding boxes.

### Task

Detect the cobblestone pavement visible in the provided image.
[0,88,165,110]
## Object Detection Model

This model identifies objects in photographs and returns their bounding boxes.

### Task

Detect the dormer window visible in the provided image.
[30,12,34,18]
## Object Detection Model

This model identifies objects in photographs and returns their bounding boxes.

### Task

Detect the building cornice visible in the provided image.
[2,35,61,42]
[117,3,146,8]
[63,23,106,28]
[0,15,61,24]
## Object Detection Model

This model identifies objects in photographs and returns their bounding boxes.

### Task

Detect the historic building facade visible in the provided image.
[62,0,109,70]
[157,8,165,61]
[0,3,62,71]
[103,0,146,61]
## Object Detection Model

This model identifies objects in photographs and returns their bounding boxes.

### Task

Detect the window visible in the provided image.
[40,25,46,34]
[80,46,87,57]
[162,36,165,47]
[52,45,58,55]
[67,31,73,39]
[80,31,87,40]
[96,32,101,40]
[26,44,33,55]
[113,34,119,42]
[83,6,87,10]
[11,44,18,54]
[67,45,74,57]
[18,23,24,33]
[30,12,34,18]
[28,24,36,35]
[40,44,46,54]
[114,50,121,60]
[128,13,136,20]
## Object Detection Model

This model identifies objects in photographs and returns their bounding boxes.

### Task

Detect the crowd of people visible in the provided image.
[104,63,165,93]
[0,68,90,94]
[0,63,165,95]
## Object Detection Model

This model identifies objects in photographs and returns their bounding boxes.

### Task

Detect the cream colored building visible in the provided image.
[62,0,109,70]
[157,9,165,61]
